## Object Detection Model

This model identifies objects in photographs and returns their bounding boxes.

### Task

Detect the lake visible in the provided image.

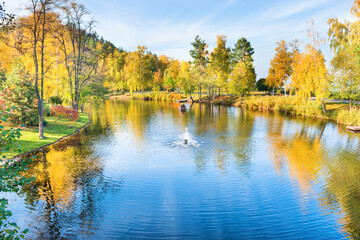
[4,99,360,239]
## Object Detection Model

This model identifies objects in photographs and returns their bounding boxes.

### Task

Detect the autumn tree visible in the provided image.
[57,1,96,110]
[16,0,58,139]
[327,1,360,109]
[152,69,163,91]
[229,60,256,103]
[209,35,231,95]
[179,61,195,97]
[150,55,170,91]
[164,59,181,92]
[124,46,155,93]
[266,40,292,96]
[158,54,170,72]
[105,48,128,92]
[291,21,328,113]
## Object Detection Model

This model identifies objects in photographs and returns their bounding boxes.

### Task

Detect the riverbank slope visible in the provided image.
[6,113,91,158]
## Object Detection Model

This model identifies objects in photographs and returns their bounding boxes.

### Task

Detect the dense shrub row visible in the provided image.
[128,92,184,101]
[50,105,79,121]
[337,109,360,126]
[244,96,325,118]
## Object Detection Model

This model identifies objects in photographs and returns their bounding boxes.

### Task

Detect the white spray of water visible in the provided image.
[171,128,200,148]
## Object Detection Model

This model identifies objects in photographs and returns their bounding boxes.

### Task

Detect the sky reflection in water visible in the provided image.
[4,100,360,239]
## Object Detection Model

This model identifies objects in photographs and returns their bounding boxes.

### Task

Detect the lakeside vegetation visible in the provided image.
[5,113,90,158]
[0,0,359,238]
[112,91,360,126]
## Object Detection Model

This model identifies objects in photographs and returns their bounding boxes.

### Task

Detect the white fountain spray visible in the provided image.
[171,128,200,148]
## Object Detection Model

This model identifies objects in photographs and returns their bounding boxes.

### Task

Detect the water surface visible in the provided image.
[5,100,360,239]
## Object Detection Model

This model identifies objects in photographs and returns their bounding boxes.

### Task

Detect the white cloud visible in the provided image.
[4,0,354,78]
[259,0,333,22]
[4,0,27,16]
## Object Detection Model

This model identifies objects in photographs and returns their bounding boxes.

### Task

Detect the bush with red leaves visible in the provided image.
[50,105,79,121]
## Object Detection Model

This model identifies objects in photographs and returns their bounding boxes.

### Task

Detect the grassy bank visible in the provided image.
[6,113,90,158]
[237,96,359,126]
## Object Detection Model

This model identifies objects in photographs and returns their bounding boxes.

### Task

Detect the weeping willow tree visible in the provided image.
[291,20,329,113]
[327,0,360,109]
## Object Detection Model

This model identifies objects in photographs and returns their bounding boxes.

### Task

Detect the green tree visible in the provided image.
[229,60,256,103]
[1,59,38,126]
[255,78,271,91]
[189,35,209,67]
[231,37,255,67]
[189,35,209,99]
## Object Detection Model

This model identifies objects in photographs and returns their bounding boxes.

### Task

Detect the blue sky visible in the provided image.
[6,0,353,78]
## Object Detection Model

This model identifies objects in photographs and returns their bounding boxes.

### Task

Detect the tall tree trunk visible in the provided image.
[218,88,220,97]
[39,28,45,138]
[350,99,352,110]
[31,1,44,139]
[321,100,327,114]
[74,67,79,110]
[199,84,201,102]
[140,55,143,94]
[34,51,43,139]
[272,87,275,95]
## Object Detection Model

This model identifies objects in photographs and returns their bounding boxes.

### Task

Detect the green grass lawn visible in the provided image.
[6,113,90,158]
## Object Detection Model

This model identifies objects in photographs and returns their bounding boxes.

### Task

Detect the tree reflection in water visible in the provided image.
[264,112,360,239]
[20,115,123,239]
[10,100,360,238]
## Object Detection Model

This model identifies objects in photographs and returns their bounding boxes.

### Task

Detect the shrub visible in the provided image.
[244,96,325,118]
[337,109,360,126]
[50,96,63,105]
[213,96,234,105]
[169,93,182,100]
[50,105,79,121]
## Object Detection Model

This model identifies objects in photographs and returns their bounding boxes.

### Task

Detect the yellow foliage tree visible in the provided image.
[266,40,292,95]
[292,21,328,113]
[209,35,231,95]
[164,59,181,91]
[124,46,153,93]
